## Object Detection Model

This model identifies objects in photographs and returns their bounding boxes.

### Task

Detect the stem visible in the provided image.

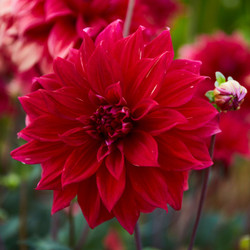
[188,134,216,250]
[123,0,135,37]
[0,235,6,250]
[51,213,60,241]
[74,224,89,250]
[69,203,75,248]
[134,222,142,250]
[19,181,28,250]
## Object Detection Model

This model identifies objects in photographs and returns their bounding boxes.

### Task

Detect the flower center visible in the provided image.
[89,105,132,144]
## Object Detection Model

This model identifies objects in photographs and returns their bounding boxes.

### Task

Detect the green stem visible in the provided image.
[69,203,75,248]
[188,134,216,250]
[134,222,142,250]
[123,0,135,37]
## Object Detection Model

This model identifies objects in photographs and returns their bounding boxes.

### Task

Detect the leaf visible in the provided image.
[205,90,215,102]
[215,71,226,85]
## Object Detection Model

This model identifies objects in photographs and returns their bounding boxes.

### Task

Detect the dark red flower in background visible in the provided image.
[11,21,219,233]
[179,32,250,166]
[103,228,125,250]
[1,0,179,76]
[0,79,9,116]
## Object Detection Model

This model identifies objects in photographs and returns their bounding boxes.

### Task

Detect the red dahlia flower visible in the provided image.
[2,0,178,75]
[179,32,250,166]
[11,20,219,234]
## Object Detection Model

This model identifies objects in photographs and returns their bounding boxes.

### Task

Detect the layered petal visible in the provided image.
[123,130,159,167]
[137,108,187,135]
[11,140,64,165]
[61,141,101,187]
[51,184,78,214]
[156,70,206,107]
[78,177,113,228]
[113,184,140,234]
[128,166,168,209]
[96,164,126,211]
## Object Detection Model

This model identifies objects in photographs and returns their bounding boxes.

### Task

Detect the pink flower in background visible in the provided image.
[214,113,249,167]
[141,0,178,27]
[11,21,219,234]
[179,32,250,166]
[103,229,124,250]
[1,0,179,76]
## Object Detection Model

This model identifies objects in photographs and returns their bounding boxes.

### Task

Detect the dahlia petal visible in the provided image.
[51,184,78,214]
[105,146,124,180]
[60,127,88,146]
[114,26,144,75]
[169,59,202,74]
[164,171,187,210]
[96,165,125,211]
[78,177,113,228]
[40,87,93,118]
[45,0,73,21]
[53,57,86,89]
[176,98,218,130]
[87,45,121,95]
[123,130,159,167]
[97,143,111,162]
[95,19,123,53]
[104,82,124,105]
[137,108,187,135]
[14,0,37,14]
[132,99,158,120]
[19,115,78,141]
[37,175,61,191]
[157,134,203,171]
[113,185,139,234]
[82,18,108,38]
[16,2,45,34]
[11,40,43,72]
[11,140,64,165]
[128,166,168,209]
[135,193,156,213]
[19,92,48,121]
[62,142,101,187]
[36,152,69,190]
[79,31,95,76]
[144,28,173,58]
[173,131,213,168]
[128,51,173,104]
[32,74,62,91]
[188,116,221,138]
[156,70,206,107]
[88,90,107,106]
[186,139,212,168]
[48,19,78,58]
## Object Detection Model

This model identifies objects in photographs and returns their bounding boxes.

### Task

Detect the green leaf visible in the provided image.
[205,90,215,102]
[215,71,226,85]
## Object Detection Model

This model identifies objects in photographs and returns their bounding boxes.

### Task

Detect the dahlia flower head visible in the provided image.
[11,20,219,234]
[179,32,250,166]
[2,0,178,75]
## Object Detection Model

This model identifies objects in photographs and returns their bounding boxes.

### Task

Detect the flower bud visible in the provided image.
[213,79,247,111]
